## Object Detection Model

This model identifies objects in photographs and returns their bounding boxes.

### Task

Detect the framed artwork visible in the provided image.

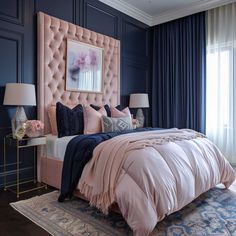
[66,39,103,93]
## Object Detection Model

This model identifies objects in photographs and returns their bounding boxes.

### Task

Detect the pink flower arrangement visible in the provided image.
[74,51,91,72]
[72,49,98,72]
[25,120,44,137]
[69,48,100,82]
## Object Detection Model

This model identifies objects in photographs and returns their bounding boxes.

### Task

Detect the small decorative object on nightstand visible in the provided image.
[129,93,149,128]
[3,134,47,198]
[25,120,44,137]
[3,83,36,139]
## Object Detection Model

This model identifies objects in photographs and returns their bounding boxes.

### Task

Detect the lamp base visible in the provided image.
[136,108,145,128]
[12,106,27,139]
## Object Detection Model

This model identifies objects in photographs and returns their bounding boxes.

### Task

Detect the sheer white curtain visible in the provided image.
[206,3,236,164]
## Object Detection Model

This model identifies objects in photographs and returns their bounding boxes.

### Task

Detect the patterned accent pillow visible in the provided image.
[101,116,133,132]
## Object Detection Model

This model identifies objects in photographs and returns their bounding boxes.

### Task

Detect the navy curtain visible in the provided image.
[152,12,206,133]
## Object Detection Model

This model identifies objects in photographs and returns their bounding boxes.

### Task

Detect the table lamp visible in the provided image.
[3,83,36,138]
[129,93,149,127]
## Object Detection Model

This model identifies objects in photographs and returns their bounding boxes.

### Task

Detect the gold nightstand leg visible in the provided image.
[17,139,20,198]
[4,137,6,191]
[33,146,36,183]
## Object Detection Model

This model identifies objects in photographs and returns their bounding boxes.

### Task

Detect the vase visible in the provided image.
[136,108,145,128]
[25,130,43,138]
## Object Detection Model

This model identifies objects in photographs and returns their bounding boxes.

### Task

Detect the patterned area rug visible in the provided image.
[10,187,236,236]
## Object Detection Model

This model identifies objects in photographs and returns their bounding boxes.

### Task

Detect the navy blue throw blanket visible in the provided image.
[58,127,161,202]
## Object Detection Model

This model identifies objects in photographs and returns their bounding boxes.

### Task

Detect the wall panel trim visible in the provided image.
[0,0,24,25]
[83,1,119,38]
[122,19,149,59]
[0,28,23,83]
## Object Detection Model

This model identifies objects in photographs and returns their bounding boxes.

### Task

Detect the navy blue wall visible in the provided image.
[0,0,35,188]
[0,0,151,187]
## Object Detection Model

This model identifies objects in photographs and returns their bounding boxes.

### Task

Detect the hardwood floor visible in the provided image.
[0,186,54,236]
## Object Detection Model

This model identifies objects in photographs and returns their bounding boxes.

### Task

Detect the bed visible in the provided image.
[37,12,235,236]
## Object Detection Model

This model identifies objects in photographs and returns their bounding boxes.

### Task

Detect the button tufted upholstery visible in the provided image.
[37,12,120,134]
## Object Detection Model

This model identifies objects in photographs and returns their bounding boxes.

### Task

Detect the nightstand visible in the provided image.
[3,134,47,197]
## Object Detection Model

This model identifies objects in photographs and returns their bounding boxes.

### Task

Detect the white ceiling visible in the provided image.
[123,0,204,16]
[99,0,235,26]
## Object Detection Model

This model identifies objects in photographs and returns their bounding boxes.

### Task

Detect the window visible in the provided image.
[206,3,236,164]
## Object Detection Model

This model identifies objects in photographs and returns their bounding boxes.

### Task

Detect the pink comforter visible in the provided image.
[78,129,235,235]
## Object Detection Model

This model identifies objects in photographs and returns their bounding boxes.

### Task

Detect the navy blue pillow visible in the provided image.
[56,102,84,138]
[90,104,122,117]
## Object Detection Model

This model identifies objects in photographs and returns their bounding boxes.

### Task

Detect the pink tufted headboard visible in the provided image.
[37,12,120,134]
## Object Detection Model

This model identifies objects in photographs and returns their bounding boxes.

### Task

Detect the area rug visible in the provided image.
[10,187,236,236]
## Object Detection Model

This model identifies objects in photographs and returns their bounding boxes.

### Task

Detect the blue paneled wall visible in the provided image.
[0,0,151,187]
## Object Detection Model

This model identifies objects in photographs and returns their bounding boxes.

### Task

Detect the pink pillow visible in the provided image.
[47,106,57,135]
[83,106,107,134]
[47,104,76,135]
[110,107,131,118]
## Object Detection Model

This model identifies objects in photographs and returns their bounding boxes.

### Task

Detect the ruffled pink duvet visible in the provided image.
[78,129,235,235]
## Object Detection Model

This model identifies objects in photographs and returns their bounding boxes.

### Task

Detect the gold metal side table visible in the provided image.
[4,134,47,197]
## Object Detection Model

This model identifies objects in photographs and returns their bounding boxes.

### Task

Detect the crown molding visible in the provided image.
[99,0,152,26]
[99,0,236,26]
[152,0,236,26]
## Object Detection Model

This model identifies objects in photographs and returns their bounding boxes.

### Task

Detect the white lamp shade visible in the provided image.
[3,83,36,106]
[129,93,149,108]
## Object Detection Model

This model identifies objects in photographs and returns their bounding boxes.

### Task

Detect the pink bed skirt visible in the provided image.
[40,156,120,212]
[40,156,85,199]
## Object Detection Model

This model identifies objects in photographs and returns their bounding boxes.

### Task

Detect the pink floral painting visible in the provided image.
[66,39,103,92]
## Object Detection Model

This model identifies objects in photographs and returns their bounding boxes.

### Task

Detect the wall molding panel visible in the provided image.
[83,0,120,39]
[122,19,149,63]
[0,0,24,25]
[121,58,150,125]
[121,58,149,99]
[0,29,23,83]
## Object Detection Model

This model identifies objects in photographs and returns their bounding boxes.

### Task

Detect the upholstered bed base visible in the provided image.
[40,156,120,212]
[40,156,87,200]
[41,156,62,189]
